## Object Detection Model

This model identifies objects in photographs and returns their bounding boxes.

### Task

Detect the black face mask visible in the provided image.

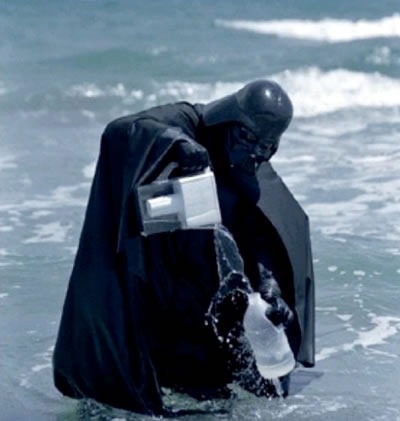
[225,125,279,175]
[198,123,264,204]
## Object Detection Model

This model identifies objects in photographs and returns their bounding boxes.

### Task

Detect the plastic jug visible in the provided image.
[243,292,295,379]
[136,168,221,235]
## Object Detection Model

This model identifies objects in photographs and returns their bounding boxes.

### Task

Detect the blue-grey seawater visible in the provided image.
[1,1,399,419]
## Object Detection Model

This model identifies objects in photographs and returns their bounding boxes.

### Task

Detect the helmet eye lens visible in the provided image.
[236,126,258,145]
[232,125,278,161]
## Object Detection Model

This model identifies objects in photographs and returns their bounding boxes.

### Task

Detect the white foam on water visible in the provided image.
[337,314,353,322]
[376,201,400,216]
[215,14,400,42]
[0,181,89,247]
[385,248,400,256]
[306,201,368,219]
[83,161,96,179]
[274,67,400,117]
[0,262,17,267]
[297,121,368,137]
[29,210,53,219]
[65,82,144,103]
[146,68,400,119]
[316,314,400,362]
[148,79,241,107]
[0,182,89,213]
[45,72,385,176]
[316,306,338,312]
[20,346,54,391]
[357,316,400,347]
[64,246,78,255]
[31,363,51,373]
[0,293,9,298]
[23,221,71,244]
[49,183,90,208]
[81,109,96,120]
[302,155,400,241]
[273,155,316,164]
[0,155,17,171]
[19,378,30,388]
[353,270,366,277]
[253,394,349,419]
[367,46,400,66]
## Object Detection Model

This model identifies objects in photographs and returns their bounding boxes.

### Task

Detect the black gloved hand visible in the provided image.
[172,139,209,176]
[258,264,294,328]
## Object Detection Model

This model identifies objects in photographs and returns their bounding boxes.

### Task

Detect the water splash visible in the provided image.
[213,223,245,281]
[211,224,252,304]
[206,224,250,339]
[210,225,289,397]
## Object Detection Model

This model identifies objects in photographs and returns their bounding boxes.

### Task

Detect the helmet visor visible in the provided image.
[232,125,279,162]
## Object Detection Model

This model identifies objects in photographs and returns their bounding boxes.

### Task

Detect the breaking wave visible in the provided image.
[149,68,400,118]
[273,67,400,117]
[56,68,400,118]
[215,14,400,43]
[9,68,400,120]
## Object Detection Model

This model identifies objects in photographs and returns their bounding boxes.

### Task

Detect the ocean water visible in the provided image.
[1,1,400,419]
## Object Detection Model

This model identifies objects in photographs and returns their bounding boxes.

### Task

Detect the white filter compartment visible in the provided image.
[137,168,221,235]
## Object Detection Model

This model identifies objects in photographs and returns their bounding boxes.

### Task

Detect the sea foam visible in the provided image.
[143,69,400,118]
[0,155,17,171]
[273,67,400,117]
[53,67,400,120]
[316,315,400,362]
[215,14,400,42]
[23,221,71,244]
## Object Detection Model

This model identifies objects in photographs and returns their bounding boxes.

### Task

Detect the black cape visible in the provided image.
[53,102,315,414]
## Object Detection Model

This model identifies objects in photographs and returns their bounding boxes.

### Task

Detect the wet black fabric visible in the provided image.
[141,230,231,391]
[256,163,315,365]
[53,101,315,414]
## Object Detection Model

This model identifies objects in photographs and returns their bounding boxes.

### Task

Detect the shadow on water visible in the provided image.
[289,369,324,395]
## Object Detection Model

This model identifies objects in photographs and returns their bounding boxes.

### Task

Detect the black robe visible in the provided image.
[52,102,315,414]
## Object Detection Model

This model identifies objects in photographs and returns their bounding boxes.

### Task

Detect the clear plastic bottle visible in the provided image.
[243,292,295,379]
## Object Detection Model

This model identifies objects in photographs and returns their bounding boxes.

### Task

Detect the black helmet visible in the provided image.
[202,79,293,144]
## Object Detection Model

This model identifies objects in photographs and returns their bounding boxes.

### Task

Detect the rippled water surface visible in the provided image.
[1,1,400,419]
